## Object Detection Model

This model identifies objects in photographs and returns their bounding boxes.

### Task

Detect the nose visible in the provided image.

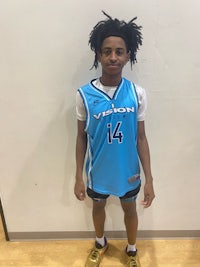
[110,51,117,62]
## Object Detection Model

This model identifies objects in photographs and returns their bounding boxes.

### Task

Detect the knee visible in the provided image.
[93,199,107,212]
[121,202,137,217]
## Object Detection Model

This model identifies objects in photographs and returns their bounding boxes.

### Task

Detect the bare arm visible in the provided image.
[137,121,155,208]
[74,120,87,201]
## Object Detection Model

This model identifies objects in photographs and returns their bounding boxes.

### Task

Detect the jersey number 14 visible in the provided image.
[107,122,123,144]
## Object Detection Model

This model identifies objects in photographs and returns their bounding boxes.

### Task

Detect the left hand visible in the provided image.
[141,180,155,208]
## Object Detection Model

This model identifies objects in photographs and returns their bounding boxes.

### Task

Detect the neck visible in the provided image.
[100,74,122,87]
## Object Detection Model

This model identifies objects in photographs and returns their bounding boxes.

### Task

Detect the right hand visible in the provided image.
[74,179,86,201]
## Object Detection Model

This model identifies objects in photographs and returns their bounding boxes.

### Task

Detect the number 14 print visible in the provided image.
[107,122,123,144]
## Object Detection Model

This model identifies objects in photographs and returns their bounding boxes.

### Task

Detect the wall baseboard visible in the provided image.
[8,230,200,241]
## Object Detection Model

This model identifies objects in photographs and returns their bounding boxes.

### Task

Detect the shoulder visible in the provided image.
[134,84,146,100]
[124,78,147,104]
[123,78,146,95]
[78,80,96,93]
[131,84,147,109]
[125,80,148,121]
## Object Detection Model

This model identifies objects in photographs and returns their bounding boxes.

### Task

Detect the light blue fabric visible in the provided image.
[79,78,141,197]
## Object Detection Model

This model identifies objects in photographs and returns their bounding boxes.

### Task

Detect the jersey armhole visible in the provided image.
[78,88,90,131]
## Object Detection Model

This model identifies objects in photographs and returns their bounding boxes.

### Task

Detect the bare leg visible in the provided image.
[85,200,108,267]
[120,200,138,245]
[92,199,107,238]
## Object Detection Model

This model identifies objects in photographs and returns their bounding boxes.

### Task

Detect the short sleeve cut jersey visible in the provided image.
[78,78,143,197]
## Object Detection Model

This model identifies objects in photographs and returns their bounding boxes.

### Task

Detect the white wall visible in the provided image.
[0,0,199,235]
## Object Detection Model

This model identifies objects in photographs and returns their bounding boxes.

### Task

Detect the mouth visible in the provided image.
[107,64,120,69]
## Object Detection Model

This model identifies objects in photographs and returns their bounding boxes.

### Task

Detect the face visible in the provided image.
[98,36,130,80]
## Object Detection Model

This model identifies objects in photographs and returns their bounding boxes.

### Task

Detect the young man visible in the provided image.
[74,11,155,267]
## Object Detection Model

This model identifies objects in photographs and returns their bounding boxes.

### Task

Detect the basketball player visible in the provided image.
[74,11,155,267]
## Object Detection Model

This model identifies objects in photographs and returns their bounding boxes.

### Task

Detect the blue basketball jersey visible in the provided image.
[78,78,141,197]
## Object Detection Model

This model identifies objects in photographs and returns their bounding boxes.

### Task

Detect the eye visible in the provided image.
[102,48,111,56]
[116,48,124,56]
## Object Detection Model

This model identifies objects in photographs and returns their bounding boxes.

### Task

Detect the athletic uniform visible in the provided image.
[76,78,147,197]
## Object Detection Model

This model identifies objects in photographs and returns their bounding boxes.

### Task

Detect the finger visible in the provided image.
[141,200,147,206]
[145,200,152,208]
[141,201,150,208]
[75,192,84,201]
[144,195,150,203]
[79,191,85,201]
[141,196,153,208]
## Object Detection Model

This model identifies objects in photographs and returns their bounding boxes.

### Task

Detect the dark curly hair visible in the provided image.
[89,11,143,69]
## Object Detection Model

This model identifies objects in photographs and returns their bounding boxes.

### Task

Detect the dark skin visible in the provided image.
[74,36,155,244]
